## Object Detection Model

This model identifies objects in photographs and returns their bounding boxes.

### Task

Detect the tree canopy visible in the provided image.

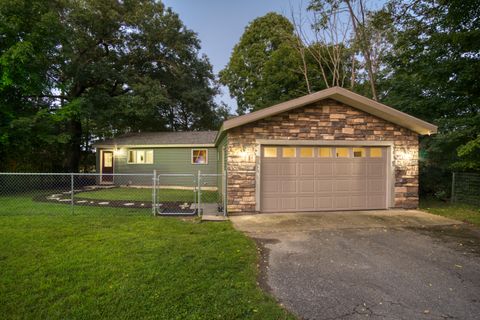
[1,0,479,189]
[220,13,302,114]
[377,0,480,192]
[221,0,479,196]
[0,0,221,172]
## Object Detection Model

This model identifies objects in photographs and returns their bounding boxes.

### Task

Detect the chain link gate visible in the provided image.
[153,171,227,217]
[154,173,197,215]
[197,171,227,217]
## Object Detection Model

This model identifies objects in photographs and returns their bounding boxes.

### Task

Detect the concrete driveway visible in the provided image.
[231,210,480,320]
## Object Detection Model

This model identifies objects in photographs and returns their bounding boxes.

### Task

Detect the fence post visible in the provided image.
[451,172,456,203]
[71,173,74,214]
[152,170,157,216]
[223,170,227,217]
[197,170,201,216]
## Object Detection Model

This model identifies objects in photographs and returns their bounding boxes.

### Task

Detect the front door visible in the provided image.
[101,150,114,183]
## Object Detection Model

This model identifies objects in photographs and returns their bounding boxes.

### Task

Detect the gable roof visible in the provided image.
[94,131,217,148]
[216,87,437,143]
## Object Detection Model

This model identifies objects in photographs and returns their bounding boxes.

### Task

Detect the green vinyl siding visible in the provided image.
[97,147,217,187]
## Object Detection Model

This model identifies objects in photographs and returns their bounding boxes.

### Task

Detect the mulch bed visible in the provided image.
[33,190,196,214]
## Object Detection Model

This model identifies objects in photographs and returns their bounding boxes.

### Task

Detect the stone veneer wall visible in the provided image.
[226,99,419,214]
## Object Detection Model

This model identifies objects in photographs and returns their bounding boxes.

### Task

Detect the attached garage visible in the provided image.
[260,145,389,212]
[216,87,437,214]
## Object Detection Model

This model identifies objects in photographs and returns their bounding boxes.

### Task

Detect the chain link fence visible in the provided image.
[0,171,227,216]
[0,173,156,215]
[451,172,480,206]
[197,173,227,217]
[154,172,226,216]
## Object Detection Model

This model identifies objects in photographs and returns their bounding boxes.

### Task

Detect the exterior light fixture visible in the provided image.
[113,147,125,156]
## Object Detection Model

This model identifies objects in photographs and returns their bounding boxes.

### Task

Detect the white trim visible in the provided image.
[95,143,215,149]
[255,144,261,212]
[127,149,154,164]
[221,145,226,174]
[388,146,396,208]
[99,149,114,183]
[191,148,208,165]
[256,139,394,147]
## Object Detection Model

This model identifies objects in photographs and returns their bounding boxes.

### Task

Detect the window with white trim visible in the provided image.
[127,149,154,164]
[192,149,208,164]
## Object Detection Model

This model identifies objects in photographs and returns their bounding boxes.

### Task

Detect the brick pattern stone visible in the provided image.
[226,99,419,213]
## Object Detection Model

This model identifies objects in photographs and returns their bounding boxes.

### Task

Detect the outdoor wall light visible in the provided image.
[396,149,415,161]
[237,146,254,162]
[113,147,126,156]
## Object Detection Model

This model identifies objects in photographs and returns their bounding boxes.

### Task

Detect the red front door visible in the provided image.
[101,151,114,182]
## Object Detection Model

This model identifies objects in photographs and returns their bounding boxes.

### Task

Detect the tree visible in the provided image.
[308,0,381,100]
[378,0,480,194]
[220,12,326,114]
[0,0,220,172]
[290,2,355,90]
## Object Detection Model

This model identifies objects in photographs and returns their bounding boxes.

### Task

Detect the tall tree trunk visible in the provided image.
[69,119,82,172]
[350,54,356,89]
[345,0,378,100]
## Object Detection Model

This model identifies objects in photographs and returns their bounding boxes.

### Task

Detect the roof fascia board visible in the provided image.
[94,143,216,149]
[217,87,437,137]
[221,88,336,132]
[330,91,437,135]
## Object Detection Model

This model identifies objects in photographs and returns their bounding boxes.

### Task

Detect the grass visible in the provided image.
[77,187,219,203]
[420,198,480,227]
[0,196,292,320]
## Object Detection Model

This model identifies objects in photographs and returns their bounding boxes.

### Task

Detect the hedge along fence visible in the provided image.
[451,172,480,206]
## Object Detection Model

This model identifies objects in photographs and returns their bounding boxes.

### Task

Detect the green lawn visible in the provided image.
[0,196,292,320]
[420,198,480,227]
[77,187,219,203]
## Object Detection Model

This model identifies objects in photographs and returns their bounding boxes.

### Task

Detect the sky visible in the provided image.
[162,0,310,113]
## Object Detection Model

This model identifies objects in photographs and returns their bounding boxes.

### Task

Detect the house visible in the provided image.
[94,87,437,214]
[94,131,219,186]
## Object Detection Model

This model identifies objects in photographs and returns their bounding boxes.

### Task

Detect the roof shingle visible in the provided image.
[94,131,218,147]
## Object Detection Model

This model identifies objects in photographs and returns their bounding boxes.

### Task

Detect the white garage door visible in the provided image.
[260,146,389,212]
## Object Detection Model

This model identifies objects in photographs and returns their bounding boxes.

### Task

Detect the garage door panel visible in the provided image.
[299,180,315,193]
[352,162,367,176]
[350,195,367,208]
[367,163,386,177]
[334,180,351,192]
[315,162,333,176]
[298,197,315,210]
[281,163,297,176]
[281,180,297,193]
[350,179,367,192]
[299,163,315,176]
[333,196,350,209]
[367,179,385,193]
[263,163,280,176]
[261,146,388,212]
[316,196,333,209]
[334,162,352,176]
[316,180,334,192]
[262,197,279,211]
[263,180,280,193]
[367,195,386,208]
[281,197,297,210]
